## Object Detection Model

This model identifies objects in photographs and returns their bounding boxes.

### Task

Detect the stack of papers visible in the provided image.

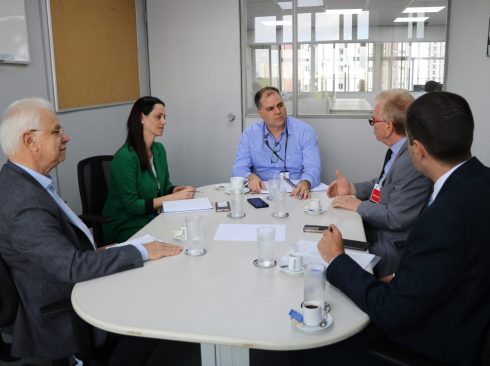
[213,224,286,241]
[261,180,328,194]
[162,198,213,214]
[278,239,379,270]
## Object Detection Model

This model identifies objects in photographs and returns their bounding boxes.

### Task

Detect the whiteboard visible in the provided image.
[0,0,30,63]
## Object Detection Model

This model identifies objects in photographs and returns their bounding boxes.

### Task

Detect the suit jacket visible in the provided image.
[102,142,174,243]
[327,157,490,365]
[354,141,432,276]
[0,161,144,359]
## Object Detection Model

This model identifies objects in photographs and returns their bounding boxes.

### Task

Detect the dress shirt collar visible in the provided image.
[263,117,291,141]
[390,136,407,157]
[12,161,54,190]
[430,159,468,204]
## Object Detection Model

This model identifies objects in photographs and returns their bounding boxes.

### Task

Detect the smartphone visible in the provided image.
[343,239,370,251]
[303,225,329,233]
[215,201,231,212]
[247,197,269,209]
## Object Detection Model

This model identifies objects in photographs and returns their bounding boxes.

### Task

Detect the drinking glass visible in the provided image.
[272,189,288,218]
[267,173,281,200]
[184,215,206,256]
[255,226,276,268]
[229,187,245,218]
[303,263,326,303]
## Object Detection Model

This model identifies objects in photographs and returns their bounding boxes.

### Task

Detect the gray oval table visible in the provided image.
[71,185,370,366]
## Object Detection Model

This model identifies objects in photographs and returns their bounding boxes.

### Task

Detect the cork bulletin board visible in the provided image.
[48,0,140,111]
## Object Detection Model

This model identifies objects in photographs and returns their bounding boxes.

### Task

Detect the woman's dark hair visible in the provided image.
[126,96,165,170]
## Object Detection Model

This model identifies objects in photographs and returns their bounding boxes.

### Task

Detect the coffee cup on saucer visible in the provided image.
[301,300,326,327]
[308,199,321,212]
[288,252,303,272]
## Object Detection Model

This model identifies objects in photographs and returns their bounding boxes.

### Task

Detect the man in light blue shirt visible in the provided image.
[232,87,321,199]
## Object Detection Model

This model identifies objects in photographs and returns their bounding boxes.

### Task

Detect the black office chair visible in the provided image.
[0,255,19,363]
[367,337,451,366]
[77,155,114,247]
[367,331,490,366]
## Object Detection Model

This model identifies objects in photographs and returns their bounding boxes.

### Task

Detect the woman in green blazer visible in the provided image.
[102,96,195,243]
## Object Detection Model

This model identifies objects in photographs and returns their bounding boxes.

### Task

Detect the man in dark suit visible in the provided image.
[0,98,182,363]
[318,91,490,365]
[327,89,431,277]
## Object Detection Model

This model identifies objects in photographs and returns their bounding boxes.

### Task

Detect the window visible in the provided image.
[242,0,448,116]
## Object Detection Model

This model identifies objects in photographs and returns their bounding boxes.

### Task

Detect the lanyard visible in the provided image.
[149,157,161,196]
[263,120,289,172]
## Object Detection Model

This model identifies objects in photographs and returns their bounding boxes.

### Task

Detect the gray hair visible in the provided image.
[375,89,414,136]
[0,97,54,155]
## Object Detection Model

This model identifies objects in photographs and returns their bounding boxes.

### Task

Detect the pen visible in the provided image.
[283,177,297,189]
[190,190,203,193]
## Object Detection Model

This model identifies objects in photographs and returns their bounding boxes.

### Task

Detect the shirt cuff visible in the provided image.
[131,243,149,261]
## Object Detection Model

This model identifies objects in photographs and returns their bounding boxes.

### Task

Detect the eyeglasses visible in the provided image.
[30,127,65,139]
[270,141,282,163]
[368,117,389,126]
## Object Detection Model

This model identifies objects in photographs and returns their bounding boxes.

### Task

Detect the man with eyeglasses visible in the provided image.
[232,86,321,199]
[0,98,182,364]
[327,89,431,278]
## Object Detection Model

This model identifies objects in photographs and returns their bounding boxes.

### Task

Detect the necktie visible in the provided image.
[378,148,393,184]
[47,183,96,249]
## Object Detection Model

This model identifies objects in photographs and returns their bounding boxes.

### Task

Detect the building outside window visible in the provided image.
[242,0,448,116]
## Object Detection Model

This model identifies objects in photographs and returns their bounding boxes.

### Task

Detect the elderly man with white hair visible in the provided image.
[0,97,182,364]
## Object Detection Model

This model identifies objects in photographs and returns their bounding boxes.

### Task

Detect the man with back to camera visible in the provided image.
[327,89,431,277]
[0,97,182,364]
[317,92,490,365]
[232,86,321,199]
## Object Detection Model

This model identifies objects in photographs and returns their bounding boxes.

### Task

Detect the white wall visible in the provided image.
[445,0,490,166]
[0,0,150,214]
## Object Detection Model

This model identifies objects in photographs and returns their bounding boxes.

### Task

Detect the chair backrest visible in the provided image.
[77,155,113,216]
[77,155,113,245]
[0,255,18,327]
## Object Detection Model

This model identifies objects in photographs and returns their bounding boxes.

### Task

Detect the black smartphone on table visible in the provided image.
[303,225,329,233]
[343,239,370,251]
[247,197,269,208]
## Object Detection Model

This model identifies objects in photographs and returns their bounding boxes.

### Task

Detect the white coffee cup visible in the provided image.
[230,176,248,190]
[288,252,303,272]
[308,198,321,212]
[302,300,326,327]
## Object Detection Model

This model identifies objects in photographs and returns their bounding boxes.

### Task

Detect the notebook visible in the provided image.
[162,198,213,214]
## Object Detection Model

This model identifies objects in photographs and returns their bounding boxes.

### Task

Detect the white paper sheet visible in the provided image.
[213,224,286,241]
[277,239,378,270]
[108,234,160,248]
[261,180,328,194]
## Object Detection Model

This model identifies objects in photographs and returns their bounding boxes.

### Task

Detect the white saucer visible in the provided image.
[225,187,250,194]
[291,313,333,332]
[303,205,326,215]
[215,183,230,191]
[279,265,304,276]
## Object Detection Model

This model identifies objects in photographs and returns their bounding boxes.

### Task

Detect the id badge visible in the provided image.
[279,171,290,179]
[369,183,382,203]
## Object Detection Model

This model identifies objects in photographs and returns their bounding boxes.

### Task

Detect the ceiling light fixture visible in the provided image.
[403,6,445,13]
[394,17,429,23]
